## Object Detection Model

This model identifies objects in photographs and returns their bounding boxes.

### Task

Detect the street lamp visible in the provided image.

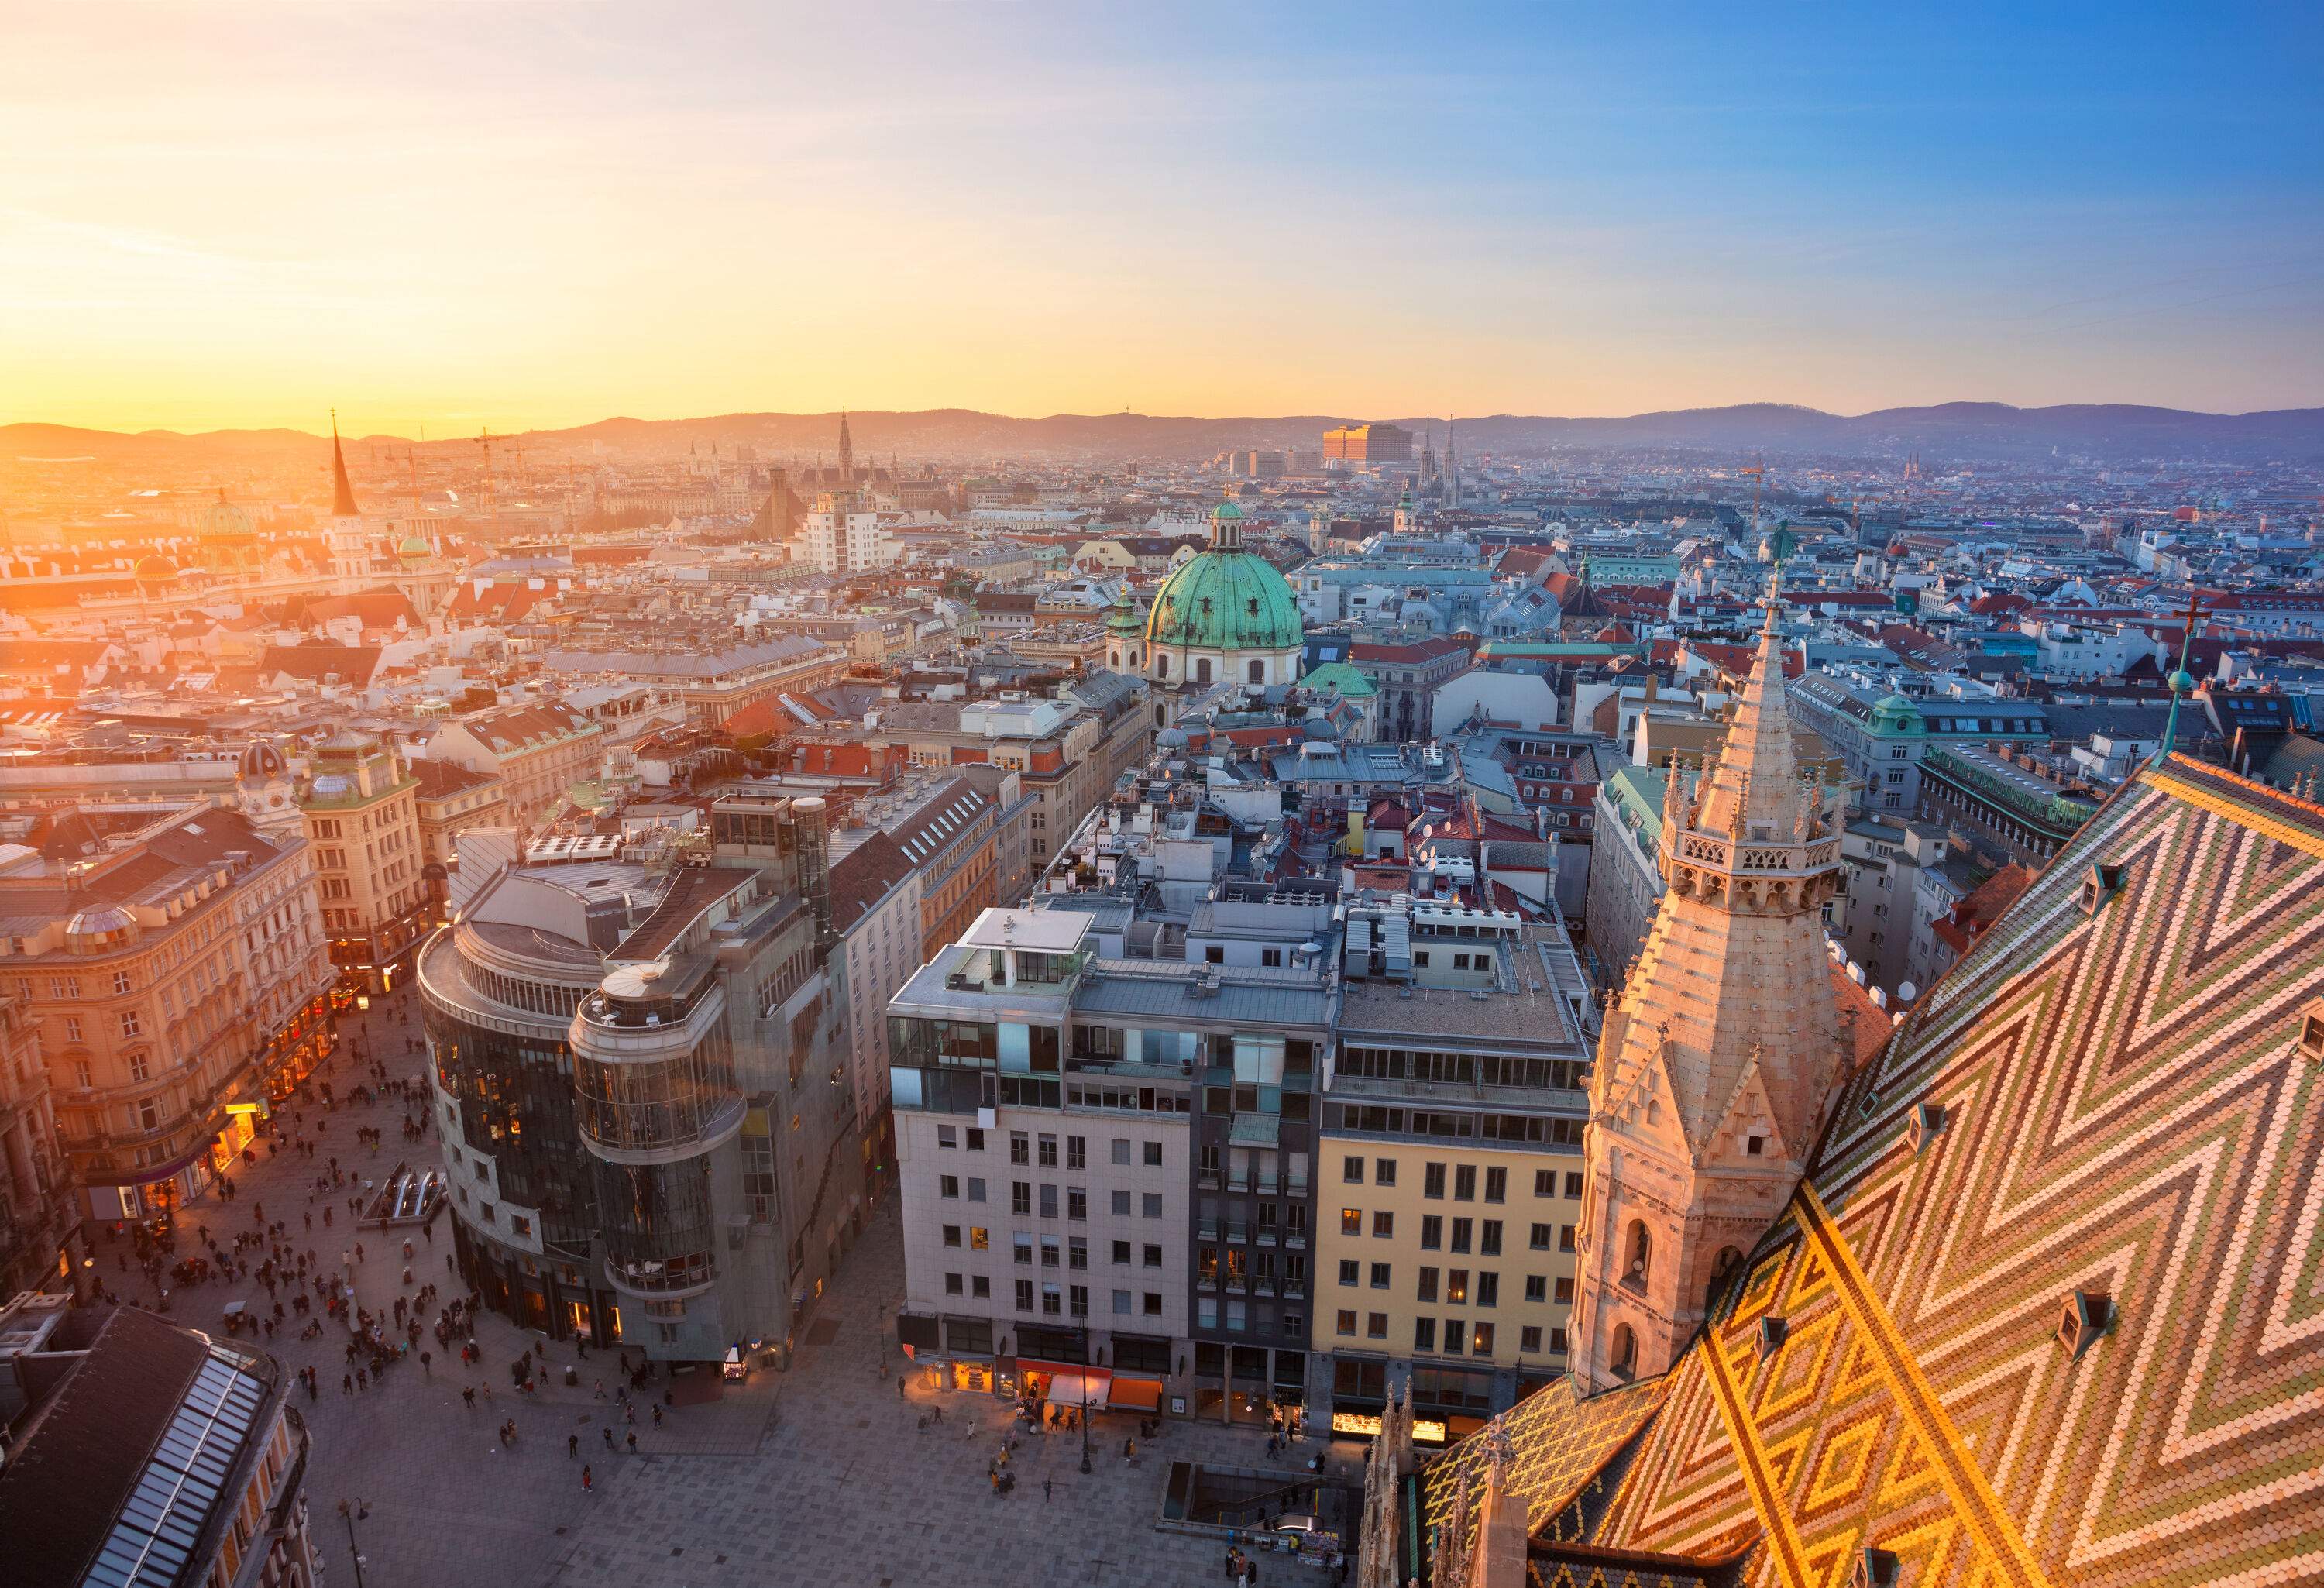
[1079,1383,1092,1475]
[336,1498,370,1588]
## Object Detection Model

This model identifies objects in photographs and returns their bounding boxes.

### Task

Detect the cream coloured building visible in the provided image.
[299,730,429,995]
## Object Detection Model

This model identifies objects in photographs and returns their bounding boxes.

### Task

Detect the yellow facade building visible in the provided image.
[300,730,429,995]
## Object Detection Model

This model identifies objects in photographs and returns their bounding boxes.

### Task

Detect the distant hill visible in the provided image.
[10,401,2324,469]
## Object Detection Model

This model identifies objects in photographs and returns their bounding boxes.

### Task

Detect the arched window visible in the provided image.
[1154,705,1167,728]
[1708,1246,1743,1309]
[1625,1219,1652,1284]
[1611,1323,1638,1379]
[1156,654,1169,679]
[1247,659,1264,685]
[1195,658,1213,684]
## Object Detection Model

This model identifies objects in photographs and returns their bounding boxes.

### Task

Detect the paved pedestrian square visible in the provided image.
[98,982,1353,1588]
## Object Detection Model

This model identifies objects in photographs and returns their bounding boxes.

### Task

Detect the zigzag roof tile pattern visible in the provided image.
[1587,754,2324,1586]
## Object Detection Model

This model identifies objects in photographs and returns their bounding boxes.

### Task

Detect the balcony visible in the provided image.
[1226,1222,1247,1246]
[1198,1170,1222,1191]
[1257,1177,1280,1197]
[1197,1219,1219,1243]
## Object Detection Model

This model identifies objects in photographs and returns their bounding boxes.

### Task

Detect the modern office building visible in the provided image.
[1322,423,1414,468]
[421,803,865,1365]
[891,900,1336,1425]
[1313,897,1596,1445]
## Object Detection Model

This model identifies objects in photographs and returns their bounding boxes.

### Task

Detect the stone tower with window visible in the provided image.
[1571,592,1849,1392]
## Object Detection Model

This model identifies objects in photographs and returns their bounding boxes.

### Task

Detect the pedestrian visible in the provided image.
[343,1373,354,1397]
[651,1404,662,1428]
[462,1386,476,1410]
[1043,1477,1053,1503]
[582,1464,593,1493]
[1123,1436,1135,1460]
[421,1350,432,1377]
[569,1434,578,1459]
[626,1430,637,1453]
[593,1378,606,1400]
[603,1426,614,1450]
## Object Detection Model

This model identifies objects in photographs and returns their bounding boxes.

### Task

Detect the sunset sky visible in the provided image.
[5,3,2319,435]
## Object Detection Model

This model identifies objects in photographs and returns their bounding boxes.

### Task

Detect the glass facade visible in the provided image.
[427,1008,596,1253]
[574,1032,737,1153]
[593,1154,717,1292]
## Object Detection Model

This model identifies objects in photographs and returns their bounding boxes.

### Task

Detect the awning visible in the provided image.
[1107,1376,1163,1411]
[1044,1370,1111,1409]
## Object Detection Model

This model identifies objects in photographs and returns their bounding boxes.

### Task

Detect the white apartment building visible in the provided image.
[801,492,892,576]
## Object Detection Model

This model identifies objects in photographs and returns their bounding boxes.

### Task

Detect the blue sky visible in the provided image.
[4,2,2318,430]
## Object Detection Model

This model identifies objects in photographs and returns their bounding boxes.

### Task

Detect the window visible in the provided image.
[1480,1220,1502,1256]
[72,1061,91,1089]
[1143,1193,1164,1218]
[1343,1155,1365,1184]
[1555,1276,1573,1304]
[1477,1272,1500,1308]
[1070,1285,1088,1319]
[127,1053,149,1082]
[1552,1327,1569,1353]
[1374,1158,1397,1188]
[970,1226,988,1250]
[1040,1236,1061,1267]
[1069,1237,1088,1270]
[1372,1211,1394,1238]
[1454,1165,1477,1201]
[1521,1325,1542,1353]
[1415,1318,1437,1352]
[1745,1133,1765,1157]
[940,1174,961,1199]
[1336,1310,1357,1337]
[1114,1289,1133,1316]
[1111,1138,1132,1166]
[968,1177,987,1203]
[1424,1162,1446,1199]
[1038,1135,1057,1168]
[938,1124,957,1149]
[967,1128,985,1150]
[947,1273,964,1295]
[1624,1220,1652,1283]
[1451,1218,1473,1253]
[1529,1222,1552,1250]
[1067,1188,1088,1221]
[1112,1239,1132,1264]
[1067,1136,1086,1170]
[1204,944,1225,964]
[1012,1182,1032,1215]
[1525,1274,1546,1303]
[1483,1167,1506,1203]
[1442,1319,1463,1355]
[1016,1280,1034,1312]
[1341,1208,1363,1236]
[1112,1188,1133,1216]
[1015,1232,1035,1265]
[1144,1141,1164,1167]
[1010,1132,1030,1165]
[1143,1244,1164,1269]
[1447,1269,1470,1305]
[1472,1322,1494,1356]
[1559,1225,1576,1253]
[111,968,132,995]
[1339,1260,1360,1287]
[1566,1172,1583,1199]
[1367,1312,1389,1339]
[943,1225,962,1248]
[1040,1184,1059,1218]
[1144,1293,1164,1316]
[1421,1215,1442,1250]
[64,1016,82,1043]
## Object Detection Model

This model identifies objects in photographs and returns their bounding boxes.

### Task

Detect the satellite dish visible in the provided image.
[1896,980,1918,1004]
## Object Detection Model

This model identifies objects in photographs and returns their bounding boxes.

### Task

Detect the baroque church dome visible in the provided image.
[1143,501,1303,654]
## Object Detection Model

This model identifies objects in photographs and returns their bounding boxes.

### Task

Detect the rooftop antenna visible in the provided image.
[2153,591,2205,767]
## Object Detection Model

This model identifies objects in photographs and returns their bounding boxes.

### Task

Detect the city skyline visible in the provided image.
[5,4,2319,434]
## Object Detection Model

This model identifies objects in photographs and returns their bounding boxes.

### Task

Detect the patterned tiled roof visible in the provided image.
[1588,754,2324,1586]
[1419,1376,1666,1549]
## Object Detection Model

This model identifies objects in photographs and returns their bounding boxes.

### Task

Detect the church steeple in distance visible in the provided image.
[331,410,360,517]
[837,407,854,487]
[1571,574,1848,1392]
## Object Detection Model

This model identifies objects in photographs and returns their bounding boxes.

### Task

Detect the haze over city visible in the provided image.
[3,10,2323,1588]
[5,3,2320,435]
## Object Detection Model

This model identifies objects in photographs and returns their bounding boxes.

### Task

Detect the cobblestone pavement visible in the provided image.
[99,981,1355,1588]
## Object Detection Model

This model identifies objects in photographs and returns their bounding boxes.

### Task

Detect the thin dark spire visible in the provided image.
[330,411,359,517]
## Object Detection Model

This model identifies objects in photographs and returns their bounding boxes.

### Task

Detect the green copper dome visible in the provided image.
[1144,547,1303,653]
[1213,500,1243,521]
[1868,693,1925,734]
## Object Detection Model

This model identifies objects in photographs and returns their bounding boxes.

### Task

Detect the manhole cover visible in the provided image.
[806,1318,841,1347]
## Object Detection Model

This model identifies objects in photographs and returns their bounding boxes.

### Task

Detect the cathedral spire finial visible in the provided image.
[330,411,359,517]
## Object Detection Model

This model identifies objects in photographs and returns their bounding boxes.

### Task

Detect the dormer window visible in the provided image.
[2057,1289,2113,1359]
[2298,998,2324,1063]
[1851,1548,1902,1588]
[2081,861,2125,916]
[1745,1133,1765,1157]
[1758,1314,1788,1358]
[1907,1102,1944,1153]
